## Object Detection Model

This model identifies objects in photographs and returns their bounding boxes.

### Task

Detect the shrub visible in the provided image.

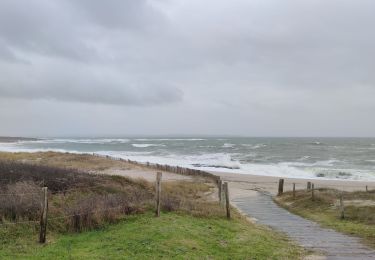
[0,181,41,221]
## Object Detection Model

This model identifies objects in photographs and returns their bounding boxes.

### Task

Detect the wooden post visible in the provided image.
[39,187,48,243]
[277,179,284,196]
[218,179,222,203]
[366,185,368,192]
[221,183,225,205]
[293,183,296,199]
[311,183,315,201]
[155,172,162,217]
[224,182,231,219]
[307,181,311,190]
[339,193,345,220]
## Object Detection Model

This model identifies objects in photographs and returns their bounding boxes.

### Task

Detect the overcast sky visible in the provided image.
[1,0,375,137]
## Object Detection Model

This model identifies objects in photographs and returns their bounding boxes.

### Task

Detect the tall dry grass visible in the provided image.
[0,159,224,233]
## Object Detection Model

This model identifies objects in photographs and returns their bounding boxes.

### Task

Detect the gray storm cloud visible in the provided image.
[0,0,375,136]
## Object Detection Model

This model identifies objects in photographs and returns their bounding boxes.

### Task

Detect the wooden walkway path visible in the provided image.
[232,193,375,260]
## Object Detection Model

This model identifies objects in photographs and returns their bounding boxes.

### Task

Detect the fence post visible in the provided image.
[293,183,296,199]
[339,193,345,220]
[155,172,162,217]
[224,182,231,219]
[311,183,315,201]
[278,179,284,196]
[39,187,48,243]
[218,179,223,203]
[366,185,368,192]
[307,181,311,191]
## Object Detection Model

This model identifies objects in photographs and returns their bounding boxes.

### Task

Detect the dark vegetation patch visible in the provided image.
[0,159,222,234]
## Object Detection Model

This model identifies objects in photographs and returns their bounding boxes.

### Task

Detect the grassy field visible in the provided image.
[276,188,375,249]
[0,152,307,259]
[0,212,304,259]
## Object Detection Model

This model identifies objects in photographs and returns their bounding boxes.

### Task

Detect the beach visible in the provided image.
[214,171,374,198]
[1,137,375,182]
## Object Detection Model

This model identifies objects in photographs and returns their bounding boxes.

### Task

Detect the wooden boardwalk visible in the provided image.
[232,193,375,260]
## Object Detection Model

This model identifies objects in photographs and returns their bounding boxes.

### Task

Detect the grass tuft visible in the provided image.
[276,188,375,248]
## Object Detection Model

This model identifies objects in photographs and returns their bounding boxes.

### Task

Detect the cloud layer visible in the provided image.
[0,0,375,136]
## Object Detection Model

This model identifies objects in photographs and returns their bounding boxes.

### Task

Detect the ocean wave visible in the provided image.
[133,138,205,141]
[17,138,130,144]
[191,163,240,170]
[241,143,267,149]
[95,151,153,157]
[308,141,324,145]
[280,159,339,167]
[298,156,311,161]
[309,168,375,180]
[2,137,375,181]
[0,143,81,154]
[132,144,166,148]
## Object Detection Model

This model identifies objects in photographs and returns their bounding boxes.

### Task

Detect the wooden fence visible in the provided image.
[276,178,374,220]
[92,153,221,184]
[0,154,232,244]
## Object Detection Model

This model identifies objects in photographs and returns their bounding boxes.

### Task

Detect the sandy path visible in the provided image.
[234,194,375,260]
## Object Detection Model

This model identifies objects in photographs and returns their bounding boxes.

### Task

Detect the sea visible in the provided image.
[1,137,375,181]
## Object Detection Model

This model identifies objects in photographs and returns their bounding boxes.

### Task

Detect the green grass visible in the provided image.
[276,189,375,249]
[0,212,304,259]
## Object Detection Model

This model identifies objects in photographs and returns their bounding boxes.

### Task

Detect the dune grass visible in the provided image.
[0,152,306,259]
[276,188,375,249]
[0,212,304,260]
[0,151,132,172]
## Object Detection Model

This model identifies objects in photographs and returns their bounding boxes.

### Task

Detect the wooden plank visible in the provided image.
[155,172,162,217]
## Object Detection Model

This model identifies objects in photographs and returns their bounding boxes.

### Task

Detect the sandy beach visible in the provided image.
[211,171,375,200]
[97,159,375,201]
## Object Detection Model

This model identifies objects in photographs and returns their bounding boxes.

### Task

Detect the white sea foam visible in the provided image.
[298,156,311,161]
[0,142,80,154]
[132,144,166,148]
[281,159,339,168]
[1,138,375,181]
[17,138,130,144]
[133,138,205,141]
[309,141,324,145]
[222,143,235,148]
[241,144,267,149]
